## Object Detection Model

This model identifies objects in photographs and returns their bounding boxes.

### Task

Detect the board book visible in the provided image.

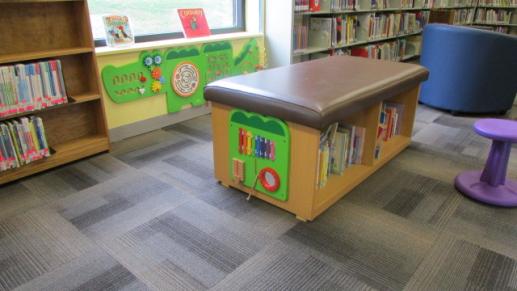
[103,15,134,47]
[177,8,211,38]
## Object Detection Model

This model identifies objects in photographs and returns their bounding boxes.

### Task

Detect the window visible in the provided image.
[89,0,245,46]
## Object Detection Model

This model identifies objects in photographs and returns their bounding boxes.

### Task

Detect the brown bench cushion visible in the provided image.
[204,56,429,130]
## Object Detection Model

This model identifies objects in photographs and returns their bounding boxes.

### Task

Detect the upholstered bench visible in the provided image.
[205,56,428,221]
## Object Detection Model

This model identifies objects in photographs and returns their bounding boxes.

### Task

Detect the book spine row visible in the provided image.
[451,9,475,24]
[367,11,429,40]
[331,0,360,10]
[491,26,511,32]
[294,23,309,50]
[478,0,517,6]
[370,0,390,10]
[0,60,68,118]
[476,8,513,23]
[0,116,50,172]
[317,123,366,189]
[429,0,475,8]
[295,0,310,11]
[311,34,422,60]
[351,40,404,61]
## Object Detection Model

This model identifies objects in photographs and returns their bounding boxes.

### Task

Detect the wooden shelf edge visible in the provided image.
[0,135,109,185]
[374,135,411,166]
[294,31,423,56]
[472,22,517,26]
[0,93,100,122]
[70,93,101,103]
[0,47,93,65]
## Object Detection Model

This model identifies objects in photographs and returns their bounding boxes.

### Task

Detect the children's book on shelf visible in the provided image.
[177,8,211,38]
[294,17,310,50]
[309,17,334,48]
[102,15,134,47]
[0,116,50,172]
[316,122,365,189]
[351,40,402,61]
[475,8,512,24]
[296,0,310,11]
[326,0,361,10]
[0,60,68,118]
[310,0,322,11]
[375,102,404,159]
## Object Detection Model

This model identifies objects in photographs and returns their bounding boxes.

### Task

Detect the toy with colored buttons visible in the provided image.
[238,128,276,160]
[142,54,165,93]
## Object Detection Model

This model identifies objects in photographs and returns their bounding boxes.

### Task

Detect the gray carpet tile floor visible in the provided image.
[1,104,517,291]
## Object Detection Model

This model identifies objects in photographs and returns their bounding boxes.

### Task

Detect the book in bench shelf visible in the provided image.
[0,116,50,172]
[375,101,405,159]
[0,60,68,118]
[316,122,366,189]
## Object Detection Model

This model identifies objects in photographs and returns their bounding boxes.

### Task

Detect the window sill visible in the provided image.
[95,31,264,57]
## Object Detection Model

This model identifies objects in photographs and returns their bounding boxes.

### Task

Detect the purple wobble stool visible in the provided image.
[455,119,517,207]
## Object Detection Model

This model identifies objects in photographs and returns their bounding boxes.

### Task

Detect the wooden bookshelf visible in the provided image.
[428,1,517,34]
[265,0,430,67]
[0,0,110,185]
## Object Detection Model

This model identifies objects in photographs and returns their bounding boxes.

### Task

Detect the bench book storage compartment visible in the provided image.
[205,56,428,221]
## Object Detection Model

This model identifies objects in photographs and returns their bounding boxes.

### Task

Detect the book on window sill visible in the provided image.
[102,15,134,47]
[177,8,211,38]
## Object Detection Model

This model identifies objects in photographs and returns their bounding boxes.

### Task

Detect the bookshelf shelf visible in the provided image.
[293,31,424,57]
[0,135,109,184]
[71,92,101,103]
[401,53,420,60]
[430,5,476,9]
[0,47,93,65]
[0,94,101,123]
[374,135,411,165]
[293,46,331,56]
[0,0,109,184]
[299,7,432,15]
[476,5,517,8]
[473,22,517,26]
[313,164,371,212]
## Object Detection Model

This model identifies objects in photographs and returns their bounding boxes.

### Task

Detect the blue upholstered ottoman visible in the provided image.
[419,24,517,114]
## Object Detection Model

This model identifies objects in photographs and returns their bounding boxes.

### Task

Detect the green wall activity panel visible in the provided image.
[163,46,207,113]
[229,109,290,201]
[203,42,235,83]
[101,50,166,103]
[234,38,262,75]
[101,38,263,113]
